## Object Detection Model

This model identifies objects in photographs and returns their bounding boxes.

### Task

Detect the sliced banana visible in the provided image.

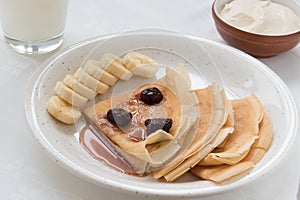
[55,81,88,108]
[46,95,81,124]
[98,53,133,80]
[47,52,160,125]
[83,60,118,86]
[123,52,158,78]
[63,74,96,100]
[74,68,109,94]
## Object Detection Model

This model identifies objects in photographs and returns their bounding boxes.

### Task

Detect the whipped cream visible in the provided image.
[220,0,300,35]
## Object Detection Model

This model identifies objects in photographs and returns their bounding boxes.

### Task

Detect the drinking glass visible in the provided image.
[0,0,69,54]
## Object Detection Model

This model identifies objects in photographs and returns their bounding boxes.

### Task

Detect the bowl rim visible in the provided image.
[212,0,300,37]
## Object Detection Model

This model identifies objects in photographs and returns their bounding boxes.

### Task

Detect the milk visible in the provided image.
[0,0,69,41]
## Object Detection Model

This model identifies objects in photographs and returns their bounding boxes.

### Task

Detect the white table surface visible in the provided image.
[0,0,299,199]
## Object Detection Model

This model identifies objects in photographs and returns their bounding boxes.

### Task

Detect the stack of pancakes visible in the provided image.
[154,91,273,183]
[84,66,273,183]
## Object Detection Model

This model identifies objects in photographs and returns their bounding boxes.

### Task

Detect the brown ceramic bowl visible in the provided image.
[212,0,300,58]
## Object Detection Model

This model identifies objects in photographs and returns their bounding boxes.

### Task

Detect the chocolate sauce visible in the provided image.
[79,124,143,176]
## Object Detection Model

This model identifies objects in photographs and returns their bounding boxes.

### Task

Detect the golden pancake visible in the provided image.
[191,102,273,184]
[162,114,234,182]
[243,111,273,164]
[198,94,264,166]
[191,161,254,183]
[176,63,191,87]
[84,67,198,172]
[153,83,234,180]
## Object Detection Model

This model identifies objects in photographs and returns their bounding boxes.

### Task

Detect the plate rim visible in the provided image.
[24,29,299,197]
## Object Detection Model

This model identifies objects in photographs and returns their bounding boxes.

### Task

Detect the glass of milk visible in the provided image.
[0,0,69,54]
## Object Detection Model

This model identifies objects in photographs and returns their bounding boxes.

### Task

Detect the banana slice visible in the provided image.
[46,95,81,124]
[98,53,133,80]
[63,74,96,100]
[123,52,158,78]
[83,60,118,86]
[55,81,88,108]
[74,68,109,94]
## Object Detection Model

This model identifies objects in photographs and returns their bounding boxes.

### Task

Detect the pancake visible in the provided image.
[84,67,198,172]
[162,112,234,182]
[243,111,273,164]
[199,94,264,166]
[153,83,234,180]
[176,63,191,87]
[85,83,181,152]
[191,110,273,183]
[191,161,254,183]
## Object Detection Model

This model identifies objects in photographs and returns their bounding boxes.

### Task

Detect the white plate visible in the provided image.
[24,29,298,198]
